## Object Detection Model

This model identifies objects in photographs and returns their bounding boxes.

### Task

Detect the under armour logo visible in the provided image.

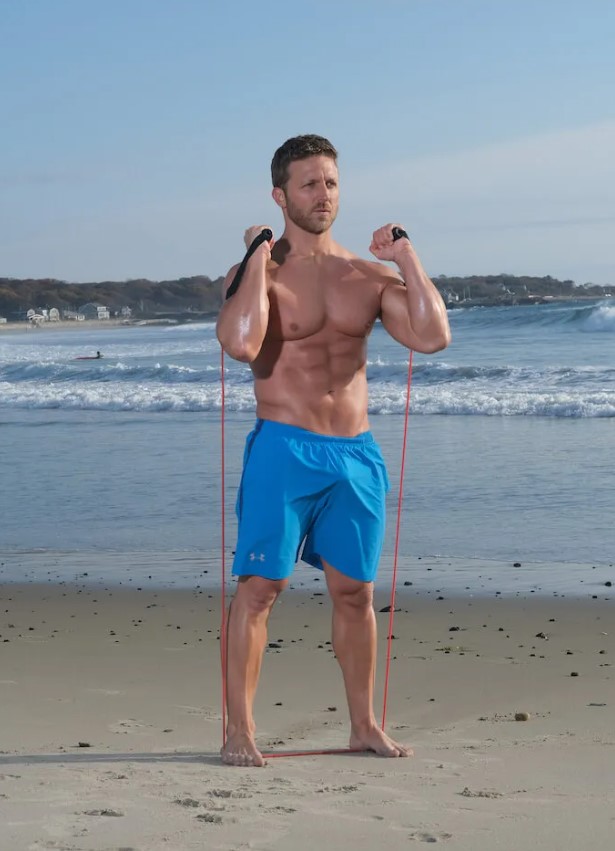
[249,552,265,562]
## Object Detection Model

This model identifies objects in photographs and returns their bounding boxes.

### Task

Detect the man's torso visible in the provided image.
[251,247,398,436]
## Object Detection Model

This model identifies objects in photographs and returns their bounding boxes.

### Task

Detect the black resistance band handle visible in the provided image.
[391,226,410,287]
[225,228,273,300]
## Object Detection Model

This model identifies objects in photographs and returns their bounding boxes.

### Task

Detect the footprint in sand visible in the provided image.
[107,718,150,734]
[196,813,223,824]
[174,797,201,807]
[209,788,252,799]
[202,802,226,812]
[83,808,125,817]
[316,785,359,793]
[408,831,453,843]
[174,797,228,814]
[460,787,503,798]
[174,704,219,720]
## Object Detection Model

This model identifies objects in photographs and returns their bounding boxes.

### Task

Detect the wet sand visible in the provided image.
[1,577,613,850]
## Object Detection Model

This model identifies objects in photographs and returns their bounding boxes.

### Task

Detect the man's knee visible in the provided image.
[325,564,374,613]
[235,575,287,615]
[334,582,373,613]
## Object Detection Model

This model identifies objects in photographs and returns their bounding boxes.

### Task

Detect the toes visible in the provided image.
[221,745,265,767]
[362,732,413,758]
[221,750,234,765]
[390,740,412,758]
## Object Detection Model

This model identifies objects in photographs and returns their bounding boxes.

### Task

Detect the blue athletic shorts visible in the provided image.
[232,419,390,583]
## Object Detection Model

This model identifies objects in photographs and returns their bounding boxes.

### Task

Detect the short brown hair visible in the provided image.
[271,134,338,189]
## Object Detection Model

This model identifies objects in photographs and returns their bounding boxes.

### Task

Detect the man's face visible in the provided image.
[278,155,339,234]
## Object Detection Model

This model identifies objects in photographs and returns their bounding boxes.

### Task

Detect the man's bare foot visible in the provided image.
[221,730,265,767]
[350,724,413,758]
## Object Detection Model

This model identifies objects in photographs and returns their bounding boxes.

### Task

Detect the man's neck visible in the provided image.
[281,227,335,258]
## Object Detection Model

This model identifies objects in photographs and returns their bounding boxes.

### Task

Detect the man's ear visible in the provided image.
[272,187,286,209]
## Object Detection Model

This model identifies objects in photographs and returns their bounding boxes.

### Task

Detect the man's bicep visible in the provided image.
[374,264,402,312]
[379,278,407,319]
[380,281,413,345]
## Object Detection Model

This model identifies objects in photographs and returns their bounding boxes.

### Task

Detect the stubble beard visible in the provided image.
[285,196,338,235]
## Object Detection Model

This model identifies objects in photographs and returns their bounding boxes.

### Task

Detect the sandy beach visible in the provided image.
[1,575,613,850]
[0,317,215,337]
[0,320,129,335]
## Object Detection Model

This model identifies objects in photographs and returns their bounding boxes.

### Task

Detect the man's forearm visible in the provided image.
[397,248,451,351]
[216,253,270,362]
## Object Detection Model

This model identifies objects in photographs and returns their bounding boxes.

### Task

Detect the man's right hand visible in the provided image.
[244,226,275,259]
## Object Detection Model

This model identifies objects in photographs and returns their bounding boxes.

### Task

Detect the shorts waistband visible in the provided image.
[255,418,375,446]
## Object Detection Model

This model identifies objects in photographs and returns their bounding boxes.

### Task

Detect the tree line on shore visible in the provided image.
[0,272,612,318]
[0,275,224,318]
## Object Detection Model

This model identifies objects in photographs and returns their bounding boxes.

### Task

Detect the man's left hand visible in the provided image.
[369,223,414,263]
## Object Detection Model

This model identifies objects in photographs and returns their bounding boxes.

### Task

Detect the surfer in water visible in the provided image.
[216,135,451,766]
[74,351,103,360]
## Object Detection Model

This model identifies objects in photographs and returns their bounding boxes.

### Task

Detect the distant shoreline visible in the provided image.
[0,317,216,335]
[0,319,125,334]
[0,295,608,336]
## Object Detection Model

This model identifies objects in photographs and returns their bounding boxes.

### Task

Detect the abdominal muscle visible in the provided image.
[252,329,371,437]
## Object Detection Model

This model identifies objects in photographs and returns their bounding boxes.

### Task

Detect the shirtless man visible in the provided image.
[216,135,451,767]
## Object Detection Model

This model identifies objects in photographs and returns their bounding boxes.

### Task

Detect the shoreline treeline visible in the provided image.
[0,273,612,318]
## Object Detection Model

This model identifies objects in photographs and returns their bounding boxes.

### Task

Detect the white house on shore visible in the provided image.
[23,307,62,324]
[78,303,110,320]
[26,309,46,326]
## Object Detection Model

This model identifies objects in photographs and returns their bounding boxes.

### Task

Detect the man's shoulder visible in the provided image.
[345,254,403,287]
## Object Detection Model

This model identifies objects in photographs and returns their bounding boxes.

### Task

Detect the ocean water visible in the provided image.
[1,299,614,592]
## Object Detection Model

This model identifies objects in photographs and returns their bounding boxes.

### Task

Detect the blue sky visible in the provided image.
[1,0,613,284]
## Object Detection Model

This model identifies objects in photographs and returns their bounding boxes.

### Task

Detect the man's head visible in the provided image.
[271,135,339,235]
[271,135,338,190]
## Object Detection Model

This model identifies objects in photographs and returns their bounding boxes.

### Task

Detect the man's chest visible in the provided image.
[266,263,382,340]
